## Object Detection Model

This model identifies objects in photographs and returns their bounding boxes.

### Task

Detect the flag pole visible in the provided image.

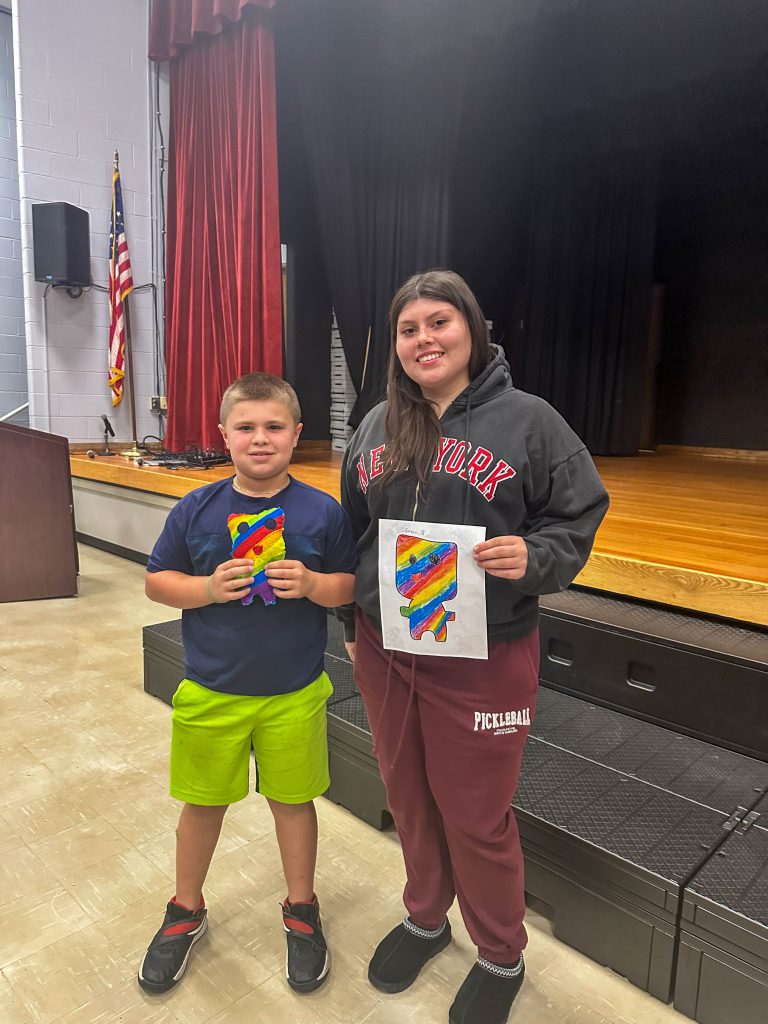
[114,148,142,459]
[121,297,141,458]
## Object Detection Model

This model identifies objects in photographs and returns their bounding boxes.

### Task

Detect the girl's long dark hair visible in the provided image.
[380,269,492,488]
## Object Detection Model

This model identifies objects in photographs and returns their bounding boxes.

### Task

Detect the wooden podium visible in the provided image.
[0,423,78,602]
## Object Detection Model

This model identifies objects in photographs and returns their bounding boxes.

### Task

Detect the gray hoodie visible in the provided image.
[340,345,609,642]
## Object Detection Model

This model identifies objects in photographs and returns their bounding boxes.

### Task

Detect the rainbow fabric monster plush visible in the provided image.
[228,508,286,606]
[396,534,458,642]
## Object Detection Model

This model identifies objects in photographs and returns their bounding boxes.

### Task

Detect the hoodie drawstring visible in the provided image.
[376,647,417,770]
[462,399,472,525]
[376,645,418,773]
[381,648,396,714]
[388,653,417,771]
[375,648,396,760]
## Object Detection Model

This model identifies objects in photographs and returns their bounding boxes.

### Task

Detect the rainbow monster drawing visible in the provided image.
[228,508,286,606]
[396,534,458,642]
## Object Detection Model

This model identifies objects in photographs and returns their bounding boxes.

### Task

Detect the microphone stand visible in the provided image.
[87,418,118,458]
[101,419,116,455]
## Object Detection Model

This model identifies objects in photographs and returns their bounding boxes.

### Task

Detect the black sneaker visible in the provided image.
[138,899,208,994]
[368,917,452,994]
[282,896,330,993]
[449,955,525,1024]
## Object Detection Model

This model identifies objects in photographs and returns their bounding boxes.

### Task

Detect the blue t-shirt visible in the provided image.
[147,475,358,696]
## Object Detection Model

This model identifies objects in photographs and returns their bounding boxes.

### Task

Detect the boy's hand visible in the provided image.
[208,558,255,602]
[473,535,529,580]
[265,560,317,600]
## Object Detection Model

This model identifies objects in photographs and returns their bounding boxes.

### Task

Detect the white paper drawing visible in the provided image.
[378,518,488,660]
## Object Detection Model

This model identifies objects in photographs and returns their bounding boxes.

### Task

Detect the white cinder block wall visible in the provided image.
[0,10,26,426]
[12,0,160,442]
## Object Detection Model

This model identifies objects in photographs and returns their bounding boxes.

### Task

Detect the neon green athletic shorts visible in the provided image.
[169,673,333,806]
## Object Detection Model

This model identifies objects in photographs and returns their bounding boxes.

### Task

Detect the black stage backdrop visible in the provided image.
[522,125,658,455]
[467,0,767,454]
[278,0,472,425]
[277,0,768,450]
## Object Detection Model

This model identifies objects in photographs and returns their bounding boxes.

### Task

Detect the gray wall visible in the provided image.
[0,9,26,426]
[13,0,158,442]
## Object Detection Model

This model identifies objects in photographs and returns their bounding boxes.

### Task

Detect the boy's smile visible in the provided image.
[219,399,302,493]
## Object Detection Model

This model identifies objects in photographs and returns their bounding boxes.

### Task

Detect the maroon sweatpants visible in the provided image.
[354,610,539,964]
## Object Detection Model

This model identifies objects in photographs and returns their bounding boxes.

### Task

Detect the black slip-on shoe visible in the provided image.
[449,955,525,1024]
[368,917,451,994]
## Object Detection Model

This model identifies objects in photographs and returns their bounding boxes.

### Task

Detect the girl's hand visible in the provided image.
[344,641,356,663]
[473,535,528,580]
[208,558,255,602]
[265,560,317,600]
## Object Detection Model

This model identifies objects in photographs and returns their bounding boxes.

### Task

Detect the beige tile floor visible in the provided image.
[0,545,694,1024]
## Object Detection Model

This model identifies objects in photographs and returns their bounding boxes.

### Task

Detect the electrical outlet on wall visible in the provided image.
[150,396,167,412]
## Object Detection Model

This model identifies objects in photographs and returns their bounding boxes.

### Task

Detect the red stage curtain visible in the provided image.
[149,0,276,62]
[152,2,281,451]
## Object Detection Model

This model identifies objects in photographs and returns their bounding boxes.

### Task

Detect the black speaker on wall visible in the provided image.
[32,202,92,287]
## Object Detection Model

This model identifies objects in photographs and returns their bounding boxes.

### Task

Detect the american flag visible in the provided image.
[108,165,134,406]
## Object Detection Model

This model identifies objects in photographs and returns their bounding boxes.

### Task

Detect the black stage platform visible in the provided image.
[538,589,767,759]
[142,590,768,1023]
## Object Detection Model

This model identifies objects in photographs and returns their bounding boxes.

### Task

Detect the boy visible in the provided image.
[138,372,357,995]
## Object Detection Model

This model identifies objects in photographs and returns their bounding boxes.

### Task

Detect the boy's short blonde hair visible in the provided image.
[219,372,302,426]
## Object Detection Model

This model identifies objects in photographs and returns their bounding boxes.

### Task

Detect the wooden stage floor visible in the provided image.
[70,447,768,628]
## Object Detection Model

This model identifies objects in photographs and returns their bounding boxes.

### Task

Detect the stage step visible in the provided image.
[675,792,768,1024]
[142,618,184,705]
[326,693,390,831]
[534,687,768,813]
[539,589,768,759]
[515,738,730,1002]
